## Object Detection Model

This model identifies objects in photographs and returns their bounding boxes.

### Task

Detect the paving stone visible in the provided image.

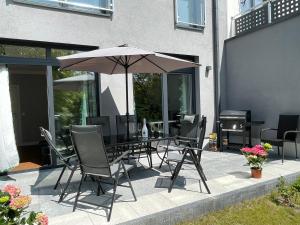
[1,150,300,225]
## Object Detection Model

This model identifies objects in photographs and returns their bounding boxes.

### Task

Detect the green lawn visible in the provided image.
[179,197,300,225]
[179,178,300,225]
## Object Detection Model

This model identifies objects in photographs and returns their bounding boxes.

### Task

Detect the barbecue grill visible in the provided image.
[218,110,251,151]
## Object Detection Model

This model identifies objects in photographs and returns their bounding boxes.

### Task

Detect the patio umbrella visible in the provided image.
[57,45,200,137]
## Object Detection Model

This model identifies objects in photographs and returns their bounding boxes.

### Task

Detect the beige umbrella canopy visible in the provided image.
[58,46,200,74]
[57,45,200,137]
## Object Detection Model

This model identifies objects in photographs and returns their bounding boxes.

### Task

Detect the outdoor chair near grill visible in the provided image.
[260,114,299,163]
[159,114,202,168]
[40,127,78,202]
[162,116,210,193]
[71,125,137,222]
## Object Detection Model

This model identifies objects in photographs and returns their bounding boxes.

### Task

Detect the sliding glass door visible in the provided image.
[168,73,193,117]
[133,73,163,133]
[167,72,194,134]
[133,70,195,136]
[52,67,97,153]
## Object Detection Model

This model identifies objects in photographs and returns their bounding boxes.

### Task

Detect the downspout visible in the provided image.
[212,0,220,144]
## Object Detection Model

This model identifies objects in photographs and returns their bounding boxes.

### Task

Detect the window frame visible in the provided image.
[13,0,114,17]
[239,0,264,14]
[175,0,206,31]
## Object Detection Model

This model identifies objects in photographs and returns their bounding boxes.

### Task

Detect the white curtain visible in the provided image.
[0,65,19,172]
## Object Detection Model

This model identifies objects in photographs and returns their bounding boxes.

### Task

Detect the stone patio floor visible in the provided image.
[1,149,300,225]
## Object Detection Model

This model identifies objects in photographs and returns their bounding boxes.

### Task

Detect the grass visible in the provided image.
[178,177,300,225]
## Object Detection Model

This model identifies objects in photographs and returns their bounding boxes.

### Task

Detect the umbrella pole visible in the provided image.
[125,66,130,140]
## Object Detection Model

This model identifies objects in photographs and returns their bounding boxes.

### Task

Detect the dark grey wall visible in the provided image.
[223,16,300,138]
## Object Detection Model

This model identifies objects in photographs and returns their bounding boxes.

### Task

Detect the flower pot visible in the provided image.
[251,168,262,178]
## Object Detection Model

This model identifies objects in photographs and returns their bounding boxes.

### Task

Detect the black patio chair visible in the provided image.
[260,114,299,163]
[86,116,111,137]
[116,115,138,137]
[159,114,202,168]
[71,125,137,222]
[116,115,142,157]
[163,116,210,193]
[40,127,78,202]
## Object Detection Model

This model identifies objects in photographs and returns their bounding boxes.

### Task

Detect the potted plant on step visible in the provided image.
[241,143,272,178]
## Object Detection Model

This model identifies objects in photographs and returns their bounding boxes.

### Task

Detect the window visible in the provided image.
[175,0,205,30]
[0,44,46,58]
[13,0,113,16]
[240,0,263,13]
[51,49,80,58]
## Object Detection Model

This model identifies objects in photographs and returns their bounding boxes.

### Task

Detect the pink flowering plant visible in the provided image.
[0,184,48,225]
[241,143,272,170]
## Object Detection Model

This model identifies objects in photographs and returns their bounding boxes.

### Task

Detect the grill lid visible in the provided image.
[220,110,248,117]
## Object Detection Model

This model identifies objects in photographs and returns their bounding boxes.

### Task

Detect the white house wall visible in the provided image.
[0,0,231,134]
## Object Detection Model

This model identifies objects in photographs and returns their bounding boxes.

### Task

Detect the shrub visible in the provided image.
[0,184,48,225]
[270,177,300,208]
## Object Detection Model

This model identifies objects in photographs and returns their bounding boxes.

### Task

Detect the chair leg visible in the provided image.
[73,173,85,212]
[190,150,211,194]
[121,161,137,201]
[137,144,142,162]
[108,162,121,222]
[168,162,183,193]
[148,147,153,168]
[295,141,298,159]
[146,153,151,167]
[97,178,105,196]
[196,161,207,181]
[159,149,168,168]
[282,145,285,164]
[159,139,171,168]
[167,162,173,176]
[54,165,67,190]
[168,152,186,193]
[59,166,77,202]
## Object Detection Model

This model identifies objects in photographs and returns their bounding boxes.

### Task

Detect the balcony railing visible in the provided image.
[232,0,300,37]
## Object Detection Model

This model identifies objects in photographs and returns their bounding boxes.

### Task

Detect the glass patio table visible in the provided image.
[103,133,174,168]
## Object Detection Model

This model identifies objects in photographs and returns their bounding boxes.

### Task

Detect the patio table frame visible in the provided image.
[104,134,173,168]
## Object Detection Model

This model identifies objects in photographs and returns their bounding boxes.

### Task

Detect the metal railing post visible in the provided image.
[231,16,236,37]
[268,1,272,24]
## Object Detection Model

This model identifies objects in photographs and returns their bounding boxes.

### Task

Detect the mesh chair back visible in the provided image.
[277,115,299,141]
[86,116,111,136]
[197,116,207,149]
[116,115,137,136]
[179,114,200,139]
[71,125,111,177]
[40,127,68,164]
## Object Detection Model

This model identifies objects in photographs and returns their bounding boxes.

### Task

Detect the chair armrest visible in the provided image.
[260,128,278,140]
[283,130,300,141]
[64,154,77,160]
[186,147,203,152]
[109,150,130,166]
[176,136,197,146]
[177,136,197,141]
